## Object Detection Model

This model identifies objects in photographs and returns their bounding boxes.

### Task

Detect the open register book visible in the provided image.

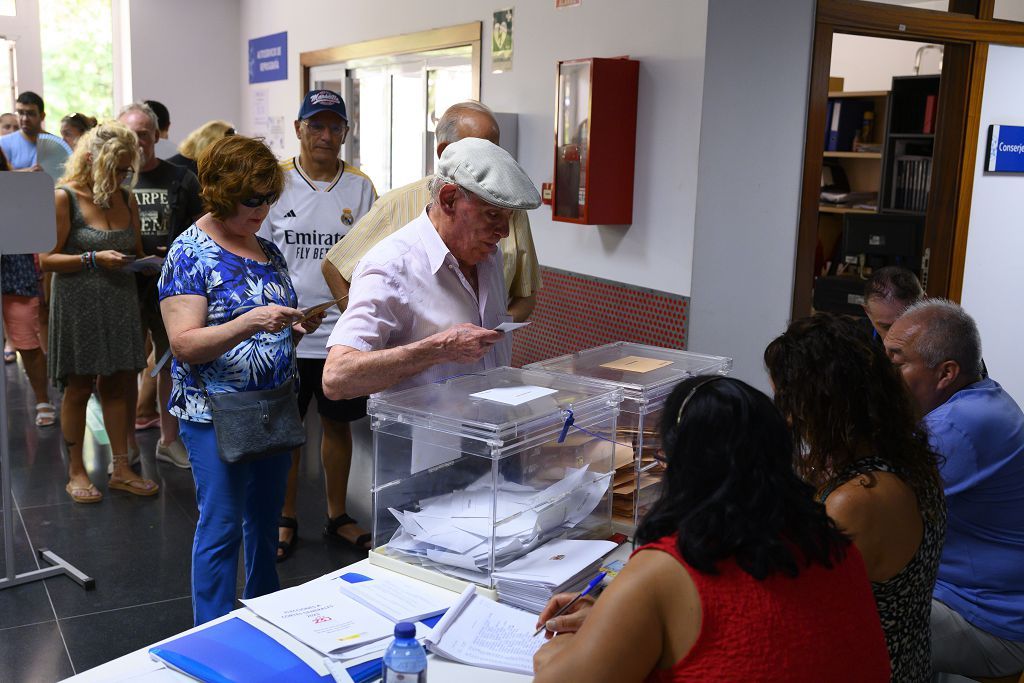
[425,585,544,676]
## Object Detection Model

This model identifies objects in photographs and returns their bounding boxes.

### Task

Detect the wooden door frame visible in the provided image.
[793,0,1019,316]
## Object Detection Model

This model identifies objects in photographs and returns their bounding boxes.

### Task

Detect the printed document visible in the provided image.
[336,571,457,623]
[241,579,394,655]
[426,586,543,675]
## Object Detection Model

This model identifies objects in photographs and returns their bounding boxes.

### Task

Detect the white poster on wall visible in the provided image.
[250,87,270,140]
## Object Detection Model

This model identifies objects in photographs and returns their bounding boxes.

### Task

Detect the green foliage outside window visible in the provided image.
[39,0,113,121]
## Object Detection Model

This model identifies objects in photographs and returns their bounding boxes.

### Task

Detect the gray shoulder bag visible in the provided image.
[189,245,306,464]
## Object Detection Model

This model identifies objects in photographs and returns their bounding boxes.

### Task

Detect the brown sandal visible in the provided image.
[65,481,103,504]
[108,454,159,496]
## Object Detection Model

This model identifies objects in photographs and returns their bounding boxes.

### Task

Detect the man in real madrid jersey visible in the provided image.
[258,89,377,560]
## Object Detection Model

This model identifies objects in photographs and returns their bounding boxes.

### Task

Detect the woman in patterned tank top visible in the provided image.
[765,313,946,682]
[533,376,890,683]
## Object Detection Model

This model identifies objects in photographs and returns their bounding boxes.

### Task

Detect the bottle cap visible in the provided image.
[395,621,416,639]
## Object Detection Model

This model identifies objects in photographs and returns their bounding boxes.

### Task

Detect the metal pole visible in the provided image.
[0,255,94,591]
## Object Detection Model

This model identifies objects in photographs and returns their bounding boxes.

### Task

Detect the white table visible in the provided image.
[61,558,532,683]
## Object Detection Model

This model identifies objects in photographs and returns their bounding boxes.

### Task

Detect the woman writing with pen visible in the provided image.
[532,376,891,682]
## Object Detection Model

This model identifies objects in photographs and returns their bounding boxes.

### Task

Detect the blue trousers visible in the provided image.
[179,420,291,626]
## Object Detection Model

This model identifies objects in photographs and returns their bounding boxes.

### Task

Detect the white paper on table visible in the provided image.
[469,385,557,406]
[492,321,531,332]
[109,661,179,682]
[410,424,461,474]
[493,539,616,584]
[327,623,430,662]
[241,579,394,655]
[426,586,542,676]
[337,573,458,623]
[235,609,331,676]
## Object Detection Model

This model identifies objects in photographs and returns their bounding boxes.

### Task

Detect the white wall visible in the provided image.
[238,0,706,297]
[128,0,241,150]
[959,44,1024,406]
[687,0,816,391]
[830,34,941,92]
[0,0,44,103]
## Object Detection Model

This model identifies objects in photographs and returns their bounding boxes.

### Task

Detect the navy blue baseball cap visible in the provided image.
[298,90,348,121]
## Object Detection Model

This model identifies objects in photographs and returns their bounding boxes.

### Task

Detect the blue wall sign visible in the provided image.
[248,32,288,84]
[986,124,1024,173]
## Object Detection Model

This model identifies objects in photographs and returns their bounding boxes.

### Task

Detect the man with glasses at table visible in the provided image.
[258,89,377,560]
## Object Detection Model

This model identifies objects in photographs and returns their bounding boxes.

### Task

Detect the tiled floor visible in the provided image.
[0,357,373,681]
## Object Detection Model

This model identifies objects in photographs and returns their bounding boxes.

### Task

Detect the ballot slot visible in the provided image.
[367,366,623,591]
[525,342,733,538]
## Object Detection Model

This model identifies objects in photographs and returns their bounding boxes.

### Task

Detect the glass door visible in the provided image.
[310,47,473,193]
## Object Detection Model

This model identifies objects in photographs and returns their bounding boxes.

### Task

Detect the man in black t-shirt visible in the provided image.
[119,102,202,470]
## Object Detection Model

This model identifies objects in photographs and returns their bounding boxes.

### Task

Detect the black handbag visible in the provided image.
[189,245,306,464]
[200,375,305,464]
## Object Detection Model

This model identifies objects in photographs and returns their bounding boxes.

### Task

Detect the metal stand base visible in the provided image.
[0,547,95,592]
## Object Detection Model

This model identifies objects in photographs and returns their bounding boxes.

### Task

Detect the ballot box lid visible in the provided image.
[525,342,732,412]
[367,366,622,455]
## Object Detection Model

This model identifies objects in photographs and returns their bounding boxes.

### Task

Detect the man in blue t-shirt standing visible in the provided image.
[0,91,71,171]
[886,300,1024,682]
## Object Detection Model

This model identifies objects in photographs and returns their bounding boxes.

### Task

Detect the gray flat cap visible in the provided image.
[436,138,541,210]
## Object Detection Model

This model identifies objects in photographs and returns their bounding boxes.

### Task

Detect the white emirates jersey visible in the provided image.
[260,157,377,358]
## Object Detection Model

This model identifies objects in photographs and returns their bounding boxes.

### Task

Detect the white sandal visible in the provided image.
[35,402,57,427]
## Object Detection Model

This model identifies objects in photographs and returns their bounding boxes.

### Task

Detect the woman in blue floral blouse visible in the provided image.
[159,135,323,625]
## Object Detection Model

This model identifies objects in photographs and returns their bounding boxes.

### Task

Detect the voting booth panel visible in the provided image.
[367,367,622,592]
[527,343,733,535]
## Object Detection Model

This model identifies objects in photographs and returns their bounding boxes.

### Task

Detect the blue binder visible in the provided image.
[149,616,384,683]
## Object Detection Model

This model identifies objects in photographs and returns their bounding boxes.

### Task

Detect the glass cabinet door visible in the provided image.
[554,60,591,221]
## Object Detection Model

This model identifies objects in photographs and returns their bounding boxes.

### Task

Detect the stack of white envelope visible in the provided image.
[386,466,612,583]
[492,538,617,612]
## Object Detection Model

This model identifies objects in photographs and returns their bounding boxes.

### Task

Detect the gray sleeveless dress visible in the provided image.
[48,187,146,389]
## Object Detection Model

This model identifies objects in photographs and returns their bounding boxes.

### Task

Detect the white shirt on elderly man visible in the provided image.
[325,209,511,394]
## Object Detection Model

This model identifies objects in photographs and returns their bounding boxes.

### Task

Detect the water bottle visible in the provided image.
[382,621,427,682]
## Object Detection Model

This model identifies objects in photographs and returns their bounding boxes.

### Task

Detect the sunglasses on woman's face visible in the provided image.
[239,192,278,208]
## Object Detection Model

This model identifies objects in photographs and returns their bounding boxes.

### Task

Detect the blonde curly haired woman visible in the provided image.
[41,121,159,503]
[167,119,234,177]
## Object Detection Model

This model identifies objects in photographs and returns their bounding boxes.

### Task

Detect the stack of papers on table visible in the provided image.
[426,585,544,676]
[241,568,459,665]
[385,466,612,583]
[493,538,616,612]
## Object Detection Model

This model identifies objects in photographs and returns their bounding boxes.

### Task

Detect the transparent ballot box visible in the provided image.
[526,343,732,535]
[367,367,622,593]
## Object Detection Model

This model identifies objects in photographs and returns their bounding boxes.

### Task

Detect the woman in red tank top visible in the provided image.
[533,376,891,683]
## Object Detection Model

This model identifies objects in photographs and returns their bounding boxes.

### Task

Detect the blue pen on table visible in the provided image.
[533,571,607,637]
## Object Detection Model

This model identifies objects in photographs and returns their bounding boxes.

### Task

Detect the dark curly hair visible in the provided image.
[635,376,850,580]
[764,313,943,521]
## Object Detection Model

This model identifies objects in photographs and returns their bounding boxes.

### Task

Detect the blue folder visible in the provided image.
[150,573,446,683]
[149,616,384,683]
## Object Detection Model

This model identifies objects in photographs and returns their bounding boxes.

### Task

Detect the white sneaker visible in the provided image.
[156,440,191,469]
[107,446,139,475]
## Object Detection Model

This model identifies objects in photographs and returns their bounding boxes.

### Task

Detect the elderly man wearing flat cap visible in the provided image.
[323,138,541,398]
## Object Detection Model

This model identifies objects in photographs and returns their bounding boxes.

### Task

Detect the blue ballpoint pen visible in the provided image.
[533,571,607,637]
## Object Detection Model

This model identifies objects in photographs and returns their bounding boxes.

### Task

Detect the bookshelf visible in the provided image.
[880,75,939,215]
[819,90,888,214]
[814,89,888,283]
